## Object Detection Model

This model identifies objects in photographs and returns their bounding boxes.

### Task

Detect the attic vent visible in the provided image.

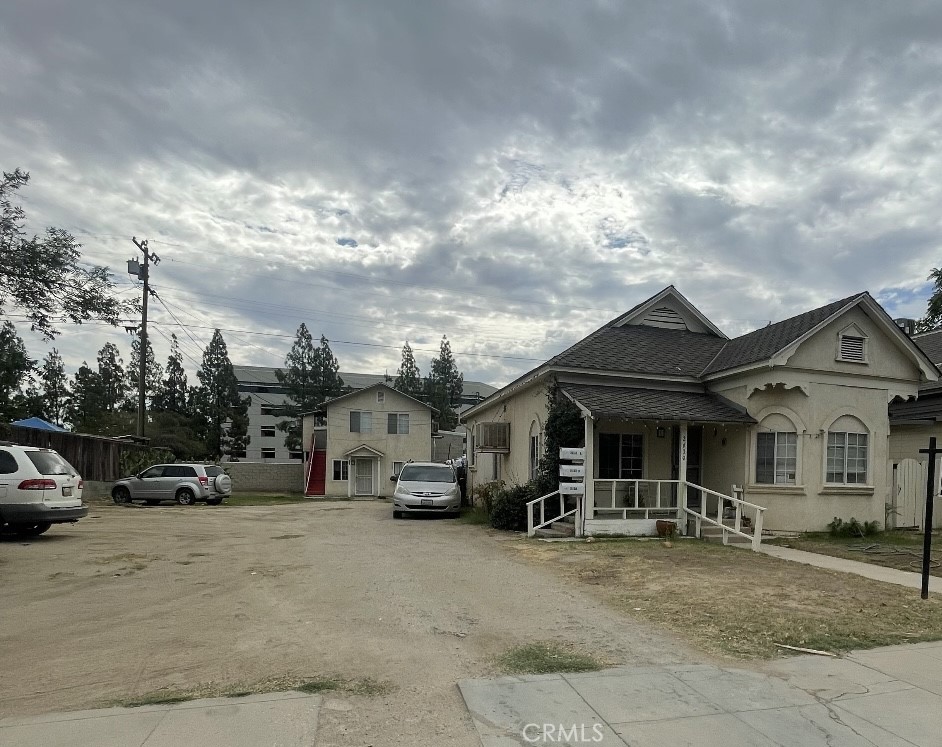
[839,335,866,362]
[641,306,688,330]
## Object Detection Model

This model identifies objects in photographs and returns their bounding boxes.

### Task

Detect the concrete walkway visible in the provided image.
[459,640,942,746]
[758,544,942,592]
[0,692,321,747]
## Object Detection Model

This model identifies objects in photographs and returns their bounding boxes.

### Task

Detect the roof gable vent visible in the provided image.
[641,306,688,331]
[839,334,866,362]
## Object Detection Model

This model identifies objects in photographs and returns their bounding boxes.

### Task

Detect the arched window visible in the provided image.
[528,420,542,481]
[755,413,798,485]
[826,415,869,484]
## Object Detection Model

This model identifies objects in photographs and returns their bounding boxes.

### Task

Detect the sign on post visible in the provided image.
[559,464,585,478]
[559,447,586,461]
[560,482,585,495]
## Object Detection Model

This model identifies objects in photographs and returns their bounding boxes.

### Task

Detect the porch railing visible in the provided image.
[681,482,766,551]
[526,489,582,538]
[592,479,681,519]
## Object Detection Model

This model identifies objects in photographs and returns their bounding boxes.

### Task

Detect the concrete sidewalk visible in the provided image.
[459,641,942,746]
[0,691,321,747]
[758,544,942,592]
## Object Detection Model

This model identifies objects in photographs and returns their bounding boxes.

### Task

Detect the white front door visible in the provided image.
[355,458,374,496]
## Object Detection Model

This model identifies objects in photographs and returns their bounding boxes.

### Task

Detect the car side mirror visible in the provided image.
[390,475,398,482]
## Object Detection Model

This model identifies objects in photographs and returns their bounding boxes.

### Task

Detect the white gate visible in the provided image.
[892,458,924,528]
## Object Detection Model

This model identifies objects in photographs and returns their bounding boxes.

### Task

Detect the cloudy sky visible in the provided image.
[2,0,941,388]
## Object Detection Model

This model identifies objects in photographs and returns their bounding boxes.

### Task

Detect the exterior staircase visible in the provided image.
[699,518,755,547]
[534,516,576,539]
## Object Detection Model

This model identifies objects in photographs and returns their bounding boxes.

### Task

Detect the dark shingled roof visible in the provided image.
[889,389,942,423]
[549,326,727,378]
[701,293,865,376]
[913,330,942,366]
[560,384,756,423]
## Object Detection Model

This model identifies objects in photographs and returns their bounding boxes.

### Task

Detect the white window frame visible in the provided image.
[260,448,276,460]
[392,461,404,477]
[387,413,409,434]
[350,411,373,433]
[260,425,276,438]
[377,389,385,403]
[826,431,869,484]
[755,431,797,485]
[332,459,349,481]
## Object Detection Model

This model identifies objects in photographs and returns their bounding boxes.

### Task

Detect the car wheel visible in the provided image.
[14,522,51,537]
[176,488,196,506]
[112,486,132,504]
[206,498,223,506]
[393,510,403,519]
[145,499,161,506]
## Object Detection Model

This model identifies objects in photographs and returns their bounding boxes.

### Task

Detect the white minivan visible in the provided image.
[0,444,87,537]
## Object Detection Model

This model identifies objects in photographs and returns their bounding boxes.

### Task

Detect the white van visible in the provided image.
[0,443,88,537]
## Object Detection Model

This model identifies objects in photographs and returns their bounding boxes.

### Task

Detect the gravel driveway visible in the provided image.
[0,500,700,745]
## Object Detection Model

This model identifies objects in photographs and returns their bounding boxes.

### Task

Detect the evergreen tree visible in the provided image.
[125,336,163,410]
[0,321,34,421]
[39,348,67,425]
[275,333,345,451]
[534,381,585,496]
[918,266,942,332]
[66,362,105,430]
[394,341,422,399]
[194,329,250,459]
[96,342,126,411]
[427,335,464,430]
[275,323,320,451]
[153,334,188,414]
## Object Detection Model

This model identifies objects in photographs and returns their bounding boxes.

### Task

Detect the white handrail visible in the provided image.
[527,489,582,537]
[683,481,765,550]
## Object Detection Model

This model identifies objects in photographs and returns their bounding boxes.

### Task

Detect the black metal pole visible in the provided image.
[919,437,937,599]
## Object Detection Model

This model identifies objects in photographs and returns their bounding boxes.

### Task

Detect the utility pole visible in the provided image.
[918,437,939,599]
[129,238,160,438]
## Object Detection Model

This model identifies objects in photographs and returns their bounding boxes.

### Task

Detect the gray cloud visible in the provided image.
[2,1,942,387]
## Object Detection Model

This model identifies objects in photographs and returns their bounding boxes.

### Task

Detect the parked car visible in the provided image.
[391,462,461,518]
[0,443,88,537]
[111,464,232,506]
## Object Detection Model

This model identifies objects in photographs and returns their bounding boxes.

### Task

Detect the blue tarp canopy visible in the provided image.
[11,417,66,431]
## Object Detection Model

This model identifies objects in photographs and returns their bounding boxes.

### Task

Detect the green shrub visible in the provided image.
[489,483,536,532]
[472,480,504,514]
[828,516,880,537]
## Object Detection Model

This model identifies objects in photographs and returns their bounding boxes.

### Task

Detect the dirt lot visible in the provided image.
[0,500,700,746]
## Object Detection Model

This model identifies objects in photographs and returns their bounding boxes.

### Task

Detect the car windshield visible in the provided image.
[398,465,455,483]
[26,451,75,476]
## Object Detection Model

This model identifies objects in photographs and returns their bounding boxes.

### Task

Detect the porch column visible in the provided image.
[583,414,594,537]
[347,461,353,498]
[678,422,688,519]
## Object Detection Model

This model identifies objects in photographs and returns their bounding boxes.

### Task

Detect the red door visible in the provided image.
[306,448,326,496]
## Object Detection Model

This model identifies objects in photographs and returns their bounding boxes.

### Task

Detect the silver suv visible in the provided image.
[112,464,232,506]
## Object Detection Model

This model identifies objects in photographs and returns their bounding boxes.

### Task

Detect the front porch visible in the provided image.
[528,383,768,548]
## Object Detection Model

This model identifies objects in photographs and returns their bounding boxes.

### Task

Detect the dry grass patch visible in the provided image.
[114,675,392,708]
[766,530,942,578]
[512,538,942,659]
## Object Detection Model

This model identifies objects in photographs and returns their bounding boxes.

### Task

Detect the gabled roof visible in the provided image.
[913,329,942,366]
[549,325,727,378]
[701,294,865,376]
[313,382,437,414]
[343,443,385,458]
[560,384,755,423]
[606,285,729,338]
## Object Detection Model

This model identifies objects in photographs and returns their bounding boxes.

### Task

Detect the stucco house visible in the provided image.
[461,287,939,540]
[301,383,437,498]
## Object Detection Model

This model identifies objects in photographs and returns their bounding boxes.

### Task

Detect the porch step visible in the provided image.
[534,518,576,538]
[700,525,752,546]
